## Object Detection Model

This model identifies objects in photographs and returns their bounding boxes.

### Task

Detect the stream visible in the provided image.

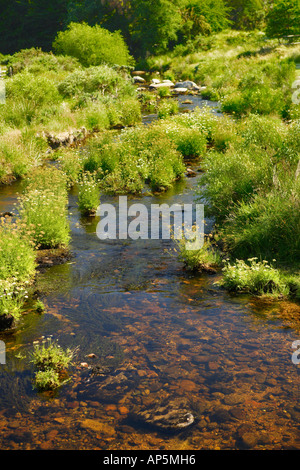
[0,94,299,450]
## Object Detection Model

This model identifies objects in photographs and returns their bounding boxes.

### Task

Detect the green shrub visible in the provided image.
[31,337,74,372]
[59,149,82,186]
[157,99,179,119]
[1,72,61,127]
[6,71,61,107]
[23,166,68,197]
[30,337,75,391]
[0,219,36,284]
[5,48,81,75]
[165,125,207,158]
[33,369,61,391]
[198,147,273,221]
[53,22,134,68]
[220,258,289,297]
[19,189,70,249]
[221,183,300,265]
[0,219,36,320]
[175,234,220,272]
[0,279,28,320]
[57,65,133,98]
[77,173,100,215]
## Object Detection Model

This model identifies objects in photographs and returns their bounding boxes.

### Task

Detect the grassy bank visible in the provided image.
[147,30,300,299]
[0,49,142,184]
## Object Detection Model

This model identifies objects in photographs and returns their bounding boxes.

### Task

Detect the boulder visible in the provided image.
[133,76,146,83]
[149,80,174,90]
[174,81,200,91]
[132,399,195,432]
[172,87,188,94]
[44,127,88,149]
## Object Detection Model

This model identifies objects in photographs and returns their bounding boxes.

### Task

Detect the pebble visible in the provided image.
[118,406,129,415]
[80,419,116,436]
[238,432,259,449]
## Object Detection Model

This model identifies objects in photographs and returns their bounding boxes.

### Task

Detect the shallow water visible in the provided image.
[0,96,299,450]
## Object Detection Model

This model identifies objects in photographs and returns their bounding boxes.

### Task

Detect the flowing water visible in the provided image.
[0,96,299,450]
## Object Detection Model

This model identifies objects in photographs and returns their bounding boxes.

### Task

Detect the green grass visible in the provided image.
[0,219,36,320]
[220,258,290,298]
[0,219,36,284]
[19,189,70,249]
[147,30,299,119]
[77,173,100,215]
[0,57,141,183]
[30,337,76,391]
[175,235,221,273]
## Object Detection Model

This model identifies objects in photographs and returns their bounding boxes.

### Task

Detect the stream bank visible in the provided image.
[0,92,299,450]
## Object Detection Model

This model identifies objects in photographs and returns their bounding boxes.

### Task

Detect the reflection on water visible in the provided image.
[0,97,299,450]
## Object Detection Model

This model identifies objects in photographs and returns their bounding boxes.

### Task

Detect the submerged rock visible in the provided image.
[131,399,195,432]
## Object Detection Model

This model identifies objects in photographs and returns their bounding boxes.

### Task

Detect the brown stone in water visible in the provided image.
[80,419,116,436]
[119,406,129,415]
[179,379,197,392]
[105,404,117,412]
[46,429,59,440]
[208,362,219,370]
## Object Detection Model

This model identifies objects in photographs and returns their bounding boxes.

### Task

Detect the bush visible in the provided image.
[77,173,100,215]
[0,219,36,320]
[1,72,61,127]
[221,183,300,265]
[57,65,133,98]
[87,126,185,194]
[30,337,75,391]
[53,22,134,68]
[5,48,81,75]
[0,219,36,285]
[198,147,273,221]
[0,279,28,320]
[175,234,220,272]
[23,166,68,196]
[59,149,82,186]
[19,189,70,249]
[164,125,207,158]
[6,71,61,107]
[157,99,179,119]
[220,258,289,297]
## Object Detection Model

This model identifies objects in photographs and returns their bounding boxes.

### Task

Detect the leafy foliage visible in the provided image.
[53,22,134,67]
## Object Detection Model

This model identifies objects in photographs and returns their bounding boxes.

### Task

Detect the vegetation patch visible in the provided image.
[30,337,76,391]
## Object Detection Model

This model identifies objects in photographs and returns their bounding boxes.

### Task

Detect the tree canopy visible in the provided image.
[266,0,300,38]
[52,22,134,67]
[0,0,299,58]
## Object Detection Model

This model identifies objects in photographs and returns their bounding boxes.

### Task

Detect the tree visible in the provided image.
[66,0,130,41]
[226,0,265,30]
[128,0,183,57]
[180,0,230,40]
[52,22,134,67]
[266,0,300,38]
[0,0,69,54]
